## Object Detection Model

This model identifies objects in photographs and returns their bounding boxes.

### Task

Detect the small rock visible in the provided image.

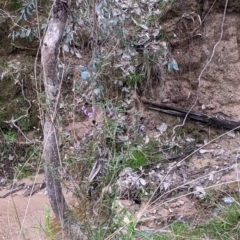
[156,123,168,133]
[199,149,214,154]
[178,200,184,205]
[209,172,214,181]
[226,132,235,138]
[162,98,170,103]
[150,209,157,214]
[168,208,173,213]
[139,178,146,186]
[144,135,150,144]
[222,196,234,205]
[195,186,206,198]
[186,137,195,142]
[206,103,215,109]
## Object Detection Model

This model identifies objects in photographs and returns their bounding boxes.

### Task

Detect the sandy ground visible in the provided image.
[0,175,47,240]
[0,174,68,240]
[0,192,48,239]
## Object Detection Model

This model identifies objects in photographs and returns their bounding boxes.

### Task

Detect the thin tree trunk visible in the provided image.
[41,2,87,238]
[41,0,69,221]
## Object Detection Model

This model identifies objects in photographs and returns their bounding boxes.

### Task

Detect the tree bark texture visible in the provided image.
[41,0,69,221]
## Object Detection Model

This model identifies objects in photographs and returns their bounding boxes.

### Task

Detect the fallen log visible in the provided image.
[142,100,240,131]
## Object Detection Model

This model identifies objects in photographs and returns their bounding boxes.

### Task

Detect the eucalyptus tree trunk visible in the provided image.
[41,2,87,238]
[41,0,70,222]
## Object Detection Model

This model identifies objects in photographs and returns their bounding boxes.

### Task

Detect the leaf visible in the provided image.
[8,33,12,39]
[17,15,23,22]
[93,88,101,95]
[66,34,72,43]
[41,24,47,30]
[28,33,33,42]
[93,85,104,96]
[112,17,118,26]
[78,66,87,73]
[66,26,71,33]
[62,44,69,52]
[23,13,27,21]
[131,17,148,30]
[163,49,169,56]
[171,59,179,71]
[168,58,179,72]
[138,23,148,30]
[20,30,26,38]
[26,7,31,15]
[163,60,168,65]
[75,52,82,59]
[26,29,31,37]
[81,71,91,81]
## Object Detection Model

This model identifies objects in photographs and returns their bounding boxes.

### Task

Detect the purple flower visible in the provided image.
[81,105,86,111]
[140,125,145,131]
[107,107,113,117]
[84,109,88,115]
[87,112,93,118]
[108,112,113,118]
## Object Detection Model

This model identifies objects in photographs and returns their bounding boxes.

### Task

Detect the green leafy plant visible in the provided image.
[1,130,16,142]
[17,0,35,22]
[126,149,147,169]
[8,0,50,42]
[14,162,31,179]
[126,73,143,88]
[44,208,55,240]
